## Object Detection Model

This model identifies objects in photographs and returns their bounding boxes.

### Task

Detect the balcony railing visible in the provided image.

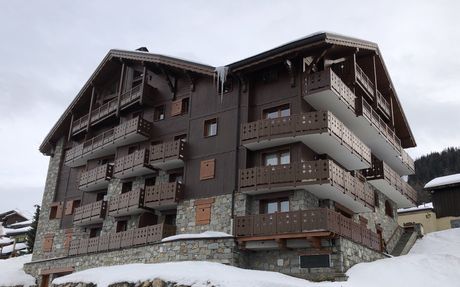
[355,64,375,98]
[113,148,154,179]
[239,160,374,211]
[240,111,371,170]
[68,223,176,256]
[150,140,186,170]
[65,116,152,167]
[108,189,145,217]
[234,208,380,251]
[79,163,113,192]
[144,182,183,210]
[376,90,391,118]
[361,159,417,206]
[71,84,153,136]
[401,149,415,175]
[73,200,107,226]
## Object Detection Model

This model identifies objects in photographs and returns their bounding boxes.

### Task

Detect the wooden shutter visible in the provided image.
[200,159,215,180]
[64,200,74,215]
[195,198,214,225]
[55,202,64,219]
[42,234,54,252]
[171,99,183,116]
[63,229,73,250]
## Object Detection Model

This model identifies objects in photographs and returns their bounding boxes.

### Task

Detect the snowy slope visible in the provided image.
[53,228,460,287]
[0,254,35,287]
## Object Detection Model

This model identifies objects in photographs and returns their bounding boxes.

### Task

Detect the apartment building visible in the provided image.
[25,32,417,285]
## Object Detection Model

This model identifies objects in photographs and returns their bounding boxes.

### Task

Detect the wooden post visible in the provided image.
[372,55,378,108]
[140,65,147,105]
[67,113,74,141]
[87,86,95,132]
[116,62,126,117]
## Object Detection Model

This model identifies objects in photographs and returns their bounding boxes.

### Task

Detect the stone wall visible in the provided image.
[24,238,239,285]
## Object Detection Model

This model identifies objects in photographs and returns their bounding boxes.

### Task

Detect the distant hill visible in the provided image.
[408,147,460,203]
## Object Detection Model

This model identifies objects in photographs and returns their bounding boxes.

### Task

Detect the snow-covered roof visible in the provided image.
[4,226,32,236]
[8,220,33,228]
[0,254,35,287]
[161,231,233,242]
[424,173,460,189]
[0,237,13,245]
[0,242,28,255]
[397,202,434,214]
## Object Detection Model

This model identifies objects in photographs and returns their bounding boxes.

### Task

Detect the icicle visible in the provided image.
[215,66,229,103]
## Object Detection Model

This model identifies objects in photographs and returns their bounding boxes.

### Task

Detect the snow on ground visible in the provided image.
[1,242,28,255]
[161,231,232,242]
[53,228,460,287]
[0,254,35,287]
[424,173,460,189]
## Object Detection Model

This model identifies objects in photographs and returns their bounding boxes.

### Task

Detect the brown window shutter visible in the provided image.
[64,200,74,215]
[55,202,64,219]
[171,99,183,116]
[42,234,54,252]
[63,230,73,250]
[195,198,214,225]
[200,159,215,180]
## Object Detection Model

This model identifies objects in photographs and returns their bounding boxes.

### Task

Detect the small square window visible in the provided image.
[121,182,133,194]
[49,206,58,220]
[181,98,190,114]
[154,105,165,121]
[204,118,218,137]
[116,220,128,233]
[89,227,102,238]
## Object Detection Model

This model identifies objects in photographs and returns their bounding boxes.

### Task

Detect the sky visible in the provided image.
[0,0,459,214]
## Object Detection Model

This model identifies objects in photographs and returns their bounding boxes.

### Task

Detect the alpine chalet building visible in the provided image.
[25,32,417,284]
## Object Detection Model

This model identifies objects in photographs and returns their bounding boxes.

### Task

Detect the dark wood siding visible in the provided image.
[432,188,460,218]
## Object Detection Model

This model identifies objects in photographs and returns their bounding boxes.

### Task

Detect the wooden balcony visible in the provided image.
[241,111,371,170]
[108,189,146,217]
[79,163,113,192]
[239,160,374,213]
[304,68,415,176]
[144,182,183,210]
[150,140,186,170]
[65,116,152,167]
[376,90,391,119]
[67,223,176,256]
[73,201,107,226]
[71,83,155,136]
[361,159,417,208]
[234,208,380,251]
[113,148,154,179]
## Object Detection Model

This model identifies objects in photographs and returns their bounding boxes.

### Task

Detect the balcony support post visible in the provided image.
[116,61,126,117]
[372,55,378,109]
[87,86,96,132]
[68,112,74,141]
[140,65,147,105]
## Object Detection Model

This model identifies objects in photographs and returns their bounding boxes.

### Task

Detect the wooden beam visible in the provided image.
[116,62,126,117]
[158,64,176,98]
[372,55,378,109]
[86,86,95,132]
[140,65,147,105]
[67,113,74,141]
[307,236,322,249]
[40,266,74,275]
[237,231,332,243]
[284,59,296,87]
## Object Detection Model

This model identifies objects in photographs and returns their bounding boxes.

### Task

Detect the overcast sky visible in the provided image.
[0,0,459,215]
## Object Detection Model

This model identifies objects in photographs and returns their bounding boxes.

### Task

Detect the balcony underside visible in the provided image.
[304,89,412,175]
[109,206,146,217]
[240,232,332,250]
[242,132,370,171]
[114,165,155,179]
[241,181,372,213]
[150,158,184,170]
[73,217,104,227]
[368,179,415,208]
[79,180,110,192]
[66,133,148,167]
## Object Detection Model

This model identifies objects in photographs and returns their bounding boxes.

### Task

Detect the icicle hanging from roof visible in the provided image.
[215,66,229,103]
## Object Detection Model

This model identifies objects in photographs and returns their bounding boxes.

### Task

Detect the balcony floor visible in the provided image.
[243,132,370,171]
[114,166,155,179]
[150,158,184,170]
[304,89,413,175]
[368,179,415,208]
[79,180,110,192]
[241,181,372,213]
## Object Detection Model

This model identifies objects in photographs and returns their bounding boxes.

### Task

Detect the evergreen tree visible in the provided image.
[26,205,40,253]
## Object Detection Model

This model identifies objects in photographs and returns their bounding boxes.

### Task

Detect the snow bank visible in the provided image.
[424,173,460,189]
[161,231,232,242]
[0,254,35,287]
[52,229,460,287]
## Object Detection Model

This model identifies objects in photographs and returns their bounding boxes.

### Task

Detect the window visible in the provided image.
[263,104,290,119]
[263,150,290,166]
[169,172,183,183]
[204,118,218,137]
[138,212,157,228]
[451,219,460,228]
[132,110,143,119]
[261,198,289,214]
[154,105,165,121]
[164,213,177,226]
[121,182,133,194]
[374,191,380,207]
[385,200,394,218]
[127,145,139,154]
[181,98,190,114]
[96,192,106,202]
[49,202,63,220]
[89,227,102,238]
[116,220,128,233]
[145,177,156,187]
